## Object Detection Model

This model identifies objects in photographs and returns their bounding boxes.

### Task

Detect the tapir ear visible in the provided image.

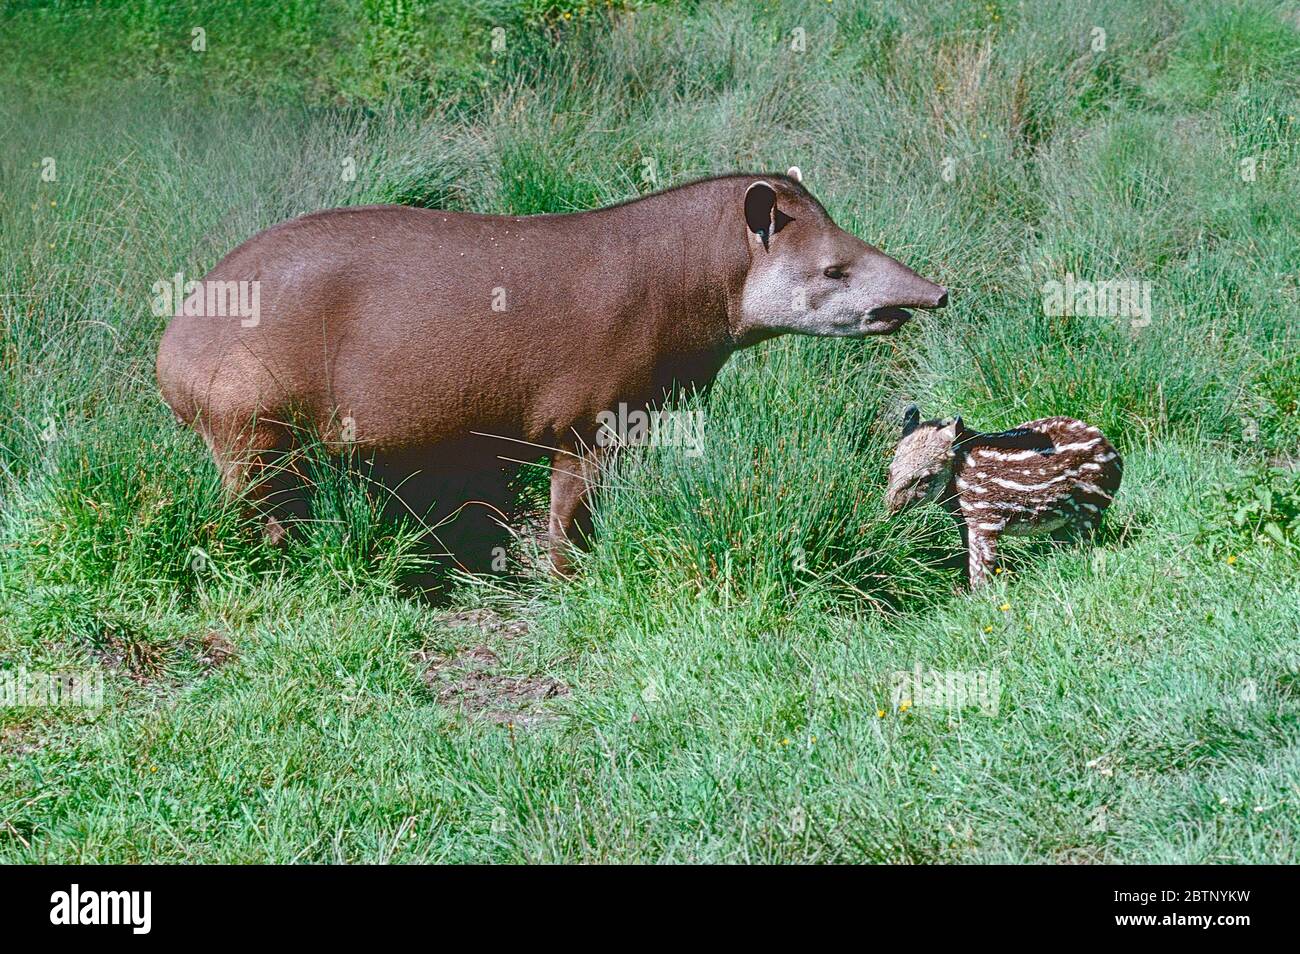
[943,416,963,440]
[744,181,778,249]
[902,403,920,437]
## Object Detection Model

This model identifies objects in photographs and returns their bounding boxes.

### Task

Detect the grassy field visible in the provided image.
[2,0,1299,863]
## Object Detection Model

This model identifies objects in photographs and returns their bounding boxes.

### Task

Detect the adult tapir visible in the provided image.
[157,171,948,573]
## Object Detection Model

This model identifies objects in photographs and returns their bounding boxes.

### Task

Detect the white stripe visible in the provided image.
[988,472,1076,492]
[975,447,1046,462]
[1053,439,1102,453]
[1076,481,1113,500]
[963,499,1033,512]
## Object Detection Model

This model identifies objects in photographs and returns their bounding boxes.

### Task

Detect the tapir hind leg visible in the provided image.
[203,420,298,546]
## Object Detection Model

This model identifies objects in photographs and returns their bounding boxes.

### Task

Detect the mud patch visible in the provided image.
[0,724,41,758]
[510,508,553,575]
[418,643,567,727]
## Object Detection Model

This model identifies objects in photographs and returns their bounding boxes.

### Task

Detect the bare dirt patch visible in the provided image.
[420,644,567,726]
[92,627,169,683]
[419,609,567,726]
[0,724,41,758]
[438,607,531,640]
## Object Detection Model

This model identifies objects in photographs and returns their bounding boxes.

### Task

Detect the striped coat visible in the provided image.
[886,409,1122,588]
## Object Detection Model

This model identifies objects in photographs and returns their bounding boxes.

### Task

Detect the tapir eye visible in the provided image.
[823,266,847,280]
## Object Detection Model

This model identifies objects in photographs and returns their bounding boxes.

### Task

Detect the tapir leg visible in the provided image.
[966,527,999,589]
[547,445,600,576]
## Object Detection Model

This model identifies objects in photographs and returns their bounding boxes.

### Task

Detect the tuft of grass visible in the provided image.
[582,341,954,611]
[280,442,439,595]
[1,405,257,597]
[1147,1,1300,107]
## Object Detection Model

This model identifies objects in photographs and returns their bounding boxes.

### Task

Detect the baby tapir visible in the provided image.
[885,405,1122,587]
[157,172,948,574]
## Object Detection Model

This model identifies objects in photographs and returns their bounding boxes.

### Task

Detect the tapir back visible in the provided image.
[157,197,741,454]
[955,417,1122,535]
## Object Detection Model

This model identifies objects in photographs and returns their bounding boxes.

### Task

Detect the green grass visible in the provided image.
[2,0,1298,862]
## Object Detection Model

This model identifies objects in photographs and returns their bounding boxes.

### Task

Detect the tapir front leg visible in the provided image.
[547,444,600,576]
[965,525,1000,589]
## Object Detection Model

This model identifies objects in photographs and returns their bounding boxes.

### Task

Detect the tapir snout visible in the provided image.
[866,250,949,310]
[737,176,948,340]
[854,248,948,335]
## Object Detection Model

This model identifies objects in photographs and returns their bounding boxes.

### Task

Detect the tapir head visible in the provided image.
[885,403,961,514]
[736,173,947,341]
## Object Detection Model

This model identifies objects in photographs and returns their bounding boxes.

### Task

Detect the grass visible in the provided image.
[1,0,1298,862]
